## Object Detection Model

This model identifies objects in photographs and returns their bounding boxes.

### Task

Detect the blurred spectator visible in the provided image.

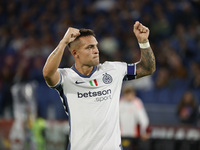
[30,56,45,83]
[167,50,187,79]
[32,117,46,150]
[99,33,119,57]
[155,67,171,88]
[10,81,37,150]
[14,56,30,83]
[150,3,171,40]
[45,121,68,150]
[190,62,200,90]
[177,91,198,125]
[120,84,150,150]
[0,54,15,118]
[94,0,115,11]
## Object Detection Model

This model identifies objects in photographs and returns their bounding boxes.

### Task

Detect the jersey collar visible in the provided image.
[71,64,97,78]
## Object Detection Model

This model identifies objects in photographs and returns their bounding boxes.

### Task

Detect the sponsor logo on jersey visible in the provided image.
[89,79,98,86]
[78,89,111,98]
[77,89,112,102]
[102,73,112,84]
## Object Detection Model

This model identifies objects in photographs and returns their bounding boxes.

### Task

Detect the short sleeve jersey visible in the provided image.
[50,61,136,150]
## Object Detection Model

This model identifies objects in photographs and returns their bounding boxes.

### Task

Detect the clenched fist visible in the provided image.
[133,21,149,43]
[62,27,80,44]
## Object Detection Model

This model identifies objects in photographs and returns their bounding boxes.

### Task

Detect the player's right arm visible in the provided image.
[43,27,80,87]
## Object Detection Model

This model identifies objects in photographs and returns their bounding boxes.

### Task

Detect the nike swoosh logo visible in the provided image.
[75,81,85,84]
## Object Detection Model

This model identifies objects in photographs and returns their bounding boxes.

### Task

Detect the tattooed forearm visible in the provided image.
[136,47,156,78]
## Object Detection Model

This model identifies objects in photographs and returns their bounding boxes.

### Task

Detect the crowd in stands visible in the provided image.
[0,0,200,124]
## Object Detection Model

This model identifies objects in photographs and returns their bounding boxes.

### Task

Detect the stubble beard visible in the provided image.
[92,59,99,66]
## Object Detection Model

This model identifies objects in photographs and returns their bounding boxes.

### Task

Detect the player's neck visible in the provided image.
[75,63,94,76]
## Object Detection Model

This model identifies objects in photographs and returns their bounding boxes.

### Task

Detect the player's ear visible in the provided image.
[72,49,78,58]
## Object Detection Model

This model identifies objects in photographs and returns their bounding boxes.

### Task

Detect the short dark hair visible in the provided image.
[122,85,135,95]
[68,28,95,48]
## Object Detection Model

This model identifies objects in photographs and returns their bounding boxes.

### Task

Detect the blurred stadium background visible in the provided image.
[0,0,200,150]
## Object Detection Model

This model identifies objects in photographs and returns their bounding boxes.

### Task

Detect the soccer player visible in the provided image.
[43,21,155,150]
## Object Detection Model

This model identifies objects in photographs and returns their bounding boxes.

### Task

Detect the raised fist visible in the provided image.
[133,21,149,43]
[62,27,80,44]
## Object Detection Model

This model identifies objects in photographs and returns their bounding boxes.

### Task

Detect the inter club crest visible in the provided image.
[102,73,113,84]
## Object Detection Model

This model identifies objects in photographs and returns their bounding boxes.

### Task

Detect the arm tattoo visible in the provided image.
[136,47,156,78]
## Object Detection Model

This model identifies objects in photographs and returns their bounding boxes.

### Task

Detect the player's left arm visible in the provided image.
[133,21,156,79]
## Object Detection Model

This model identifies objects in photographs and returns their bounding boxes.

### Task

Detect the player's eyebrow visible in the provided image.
[85,43,98,48]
